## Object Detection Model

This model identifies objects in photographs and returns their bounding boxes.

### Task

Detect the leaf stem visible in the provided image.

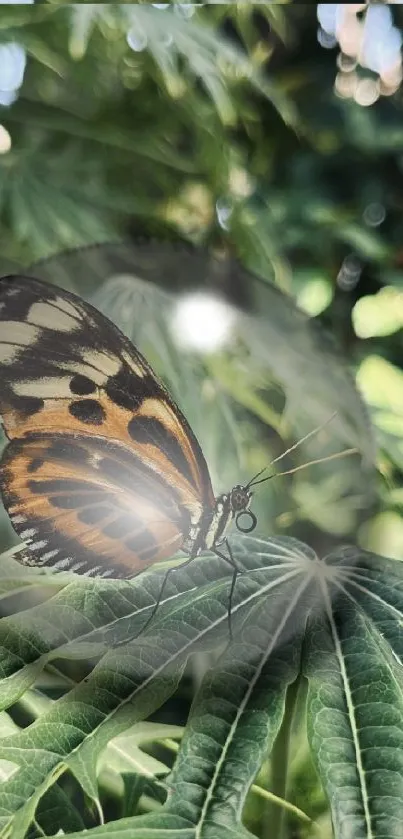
[251,783,312,825]
[264,677,300,839]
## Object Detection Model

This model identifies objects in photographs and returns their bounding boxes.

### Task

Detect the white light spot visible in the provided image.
[0,43,26,91]
[337,53,357,73]
[0,90,17,107]
[170,292,236,353]
[317,27,337,49]
[27,301,79,332]
[362,5,401,75]
[0,125,11,154]
[11,514,25,524]
[127,26,147,52]
[354,77,380,107]
[335,70,358,99]
[216,198,233,230]
[317,4,342,36]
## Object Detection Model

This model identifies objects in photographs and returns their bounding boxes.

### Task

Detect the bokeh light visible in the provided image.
[0,125,12,154]
[317,3,403,103]
[170,292,236,352]
[0,43,26,92]
[337,254,362,291]
[353,288,403,338]
[0,42,27,109]
[216,198,233,230]
[363,202,386,227]
[127,26,148,53]
[0,90,17,107]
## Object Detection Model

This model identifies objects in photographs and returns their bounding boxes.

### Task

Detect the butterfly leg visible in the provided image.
[137,542,240,640]
[137,555,199,638]
[212,538,241,640]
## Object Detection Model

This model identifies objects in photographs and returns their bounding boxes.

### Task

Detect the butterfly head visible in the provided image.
[229,484,257,534]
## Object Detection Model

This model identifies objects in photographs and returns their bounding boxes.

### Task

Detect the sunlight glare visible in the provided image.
[170,292,236,353]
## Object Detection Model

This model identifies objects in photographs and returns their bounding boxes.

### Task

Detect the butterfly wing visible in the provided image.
[0,275,214,576]
[0,433,187,576]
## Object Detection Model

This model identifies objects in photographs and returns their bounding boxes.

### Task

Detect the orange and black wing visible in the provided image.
[0,274,214,577]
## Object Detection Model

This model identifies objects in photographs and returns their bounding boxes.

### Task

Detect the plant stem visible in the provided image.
[264,676,301,839]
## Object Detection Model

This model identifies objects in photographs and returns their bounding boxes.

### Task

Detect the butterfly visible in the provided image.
[0,273,265,632]
[0,274,357,635]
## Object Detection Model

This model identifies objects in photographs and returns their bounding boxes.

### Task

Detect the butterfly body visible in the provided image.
[0,275,253,581]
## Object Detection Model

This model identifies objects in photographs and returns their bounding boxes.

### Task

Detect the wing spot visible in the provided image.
[125,530,157,560]
[69,399,106,425]
[103,515,138,539]
[127,415,196,488]
[78,505,110,525]
[27,458,44,473]
[69,374,96,396]
[58,362,108,387]
[16,396,44,418]
[47,439,87,466]
[105,365,145,410]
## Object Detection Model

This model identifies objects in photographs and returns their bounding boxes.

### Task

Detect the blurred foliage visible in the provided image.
[0,3,403,838]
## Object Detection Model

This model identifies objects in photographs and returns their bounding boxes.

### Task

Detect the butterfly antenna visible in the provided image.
[249,447,358,488]
[246,412,338,489]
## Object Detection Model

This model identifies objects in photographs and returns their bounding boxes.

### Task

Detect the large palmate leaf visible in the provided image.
[0,536,402,838]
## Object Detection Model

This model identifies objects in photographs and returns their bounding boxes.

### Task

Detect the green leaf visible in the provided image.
[6,100,196,174]
[1,538,403,837]
[0,713,19,784]
[336,223,390,262]
[55,812,196,839]
[34,782,87,836]
[305,547,403,838]
[100,722,184,780]
[121,5,296,127]
[164,582,303,832]
[0,535,312,836]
